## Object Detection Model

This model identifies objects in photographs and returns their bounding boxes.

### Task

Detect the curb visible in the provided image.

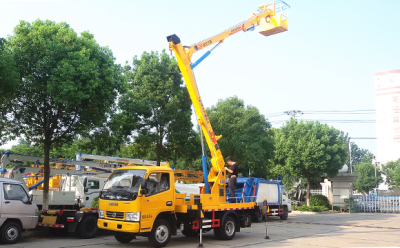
[291,210,344,215]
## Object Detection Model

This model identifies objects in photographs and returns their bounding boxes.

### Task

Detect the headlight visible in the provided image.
[99,210,104,218]
[125,212,140,222]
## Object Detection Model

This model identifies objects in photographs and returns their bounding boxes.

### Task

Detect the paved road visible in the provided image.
[9,212,400,248]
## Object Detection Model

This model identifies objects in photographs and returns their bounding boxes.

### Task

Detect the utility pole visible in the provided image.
[284,110,303,119]
[349,140,352,173]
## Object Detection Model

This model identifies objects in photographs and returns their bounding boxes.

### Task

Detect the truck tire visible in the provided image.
[49,227,68,236]
[149,219,171,247]
[280,206,288,220]
[217,216,236,240]
[181,226,199,237]
[77,215,98,239]
[252,213,264,223]
[114,232,135,243]
[213,227,221,239]
[0,221,22,244]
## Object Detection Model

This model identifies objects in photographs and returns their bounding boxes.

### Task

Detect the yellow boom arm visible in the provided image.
[167,1,289,196]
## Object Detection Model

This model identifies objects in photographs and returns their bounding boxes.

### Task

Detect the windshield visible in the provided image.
[101,169,146,201]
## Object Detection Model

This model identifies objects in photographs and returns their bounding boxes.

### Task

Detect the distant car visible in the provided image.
[0,177,38,244]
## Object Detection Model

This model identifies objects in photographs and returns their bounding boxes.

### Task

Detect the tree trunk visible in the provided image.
[156,137,162,167]
[306,176,311,206]
[43,142,50,210]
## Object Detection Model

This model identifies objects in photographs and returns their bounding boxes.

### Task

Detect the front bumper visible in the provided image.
[98,218,140,232]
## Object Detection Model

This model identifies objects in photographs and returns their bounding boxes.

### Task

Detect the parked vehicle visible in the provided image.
[0,177,38,244]
[228,178,292,221]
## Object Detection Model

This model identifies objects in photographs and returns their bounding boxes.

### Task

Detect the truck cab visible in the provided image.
[0,177,38,244]
[98,166,174,233]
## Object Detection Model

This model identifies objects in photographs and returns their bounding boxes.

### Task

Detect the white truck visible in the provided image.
[0,177,38,244]
[0,152,112,238]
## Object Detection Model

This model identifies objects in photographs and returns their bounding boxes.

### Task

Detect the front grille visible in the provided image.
[106,211,124,219]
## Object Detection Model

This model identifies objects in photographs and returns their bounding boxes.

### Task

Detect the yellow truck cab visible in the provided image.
[98,166,176,246]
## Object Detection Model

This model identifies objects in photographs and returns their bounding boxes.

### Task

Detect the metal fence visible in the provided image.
[310,189,322,196]
[347,195,400,213]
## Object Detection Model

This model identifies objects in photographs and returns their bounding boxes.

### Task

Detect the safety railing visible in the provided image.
[348,195,400,213]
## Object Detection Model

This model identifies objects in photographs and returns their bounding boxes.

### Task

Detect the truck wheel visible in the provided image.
[217,216,236,240]
[181,226,199,237]
[252,213,264,223]
[213,227,221,239]
[0,221,22,244]
[280,206,288,220]
[49,227,68,236]
[114,232,135,243]
[78,215,98,239]
[149,219,171,247]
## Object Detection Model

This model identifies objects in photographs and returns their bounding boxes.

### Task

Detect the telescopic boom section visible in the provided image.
[167,1,289,195]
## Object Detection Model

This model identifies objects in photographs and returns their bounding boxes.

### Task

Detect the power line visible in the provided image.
[284,110,303,118]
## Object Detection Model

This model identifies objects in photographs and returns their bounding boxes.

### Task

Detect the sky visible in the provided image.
[1,0,400,158]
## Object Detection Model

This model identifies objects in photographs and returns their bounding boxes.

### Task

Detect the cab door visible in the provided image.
[83,178,101,207]
[140,172,174,231]
[2,183,38,228]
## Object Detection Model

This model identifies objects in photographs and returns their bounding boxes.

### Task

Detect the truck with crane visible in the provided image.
[97,1,289,247]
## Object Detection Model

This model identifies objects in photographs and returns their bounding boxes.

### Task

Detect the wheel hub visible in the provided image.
[225,221,235,236]
[155,225,168,243]
[6,227,18,240]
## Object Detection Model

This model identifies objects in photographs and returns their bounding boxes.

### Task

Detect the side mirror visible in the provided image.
[140,179,147,195]
[27,194,33,205]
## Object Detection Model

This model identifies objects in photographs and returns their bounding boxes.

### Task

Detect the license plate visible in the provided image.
[42,216,57,225]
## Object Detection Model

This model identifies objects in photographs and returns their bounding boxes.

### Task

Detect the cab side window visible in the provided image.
[282,186,287,196]
[146,173,170,197]
[87,180,100,189]
[3,184,30,204]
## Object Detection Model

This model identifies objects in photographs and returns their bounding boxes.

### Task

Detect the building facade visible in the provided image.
[374,70,400,165]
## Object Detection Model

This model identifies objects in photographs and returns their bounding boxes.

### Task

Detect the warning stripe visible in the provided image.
[204,207,252,212]
[37,223,64,228]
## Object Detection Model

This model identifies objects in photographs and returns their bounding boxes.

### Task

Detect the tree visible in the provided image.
[3,20,124,209]
[382,158,400,189]
[346,142,374,171]
[0,38,19,145]
[353,162,382,194]
[118,51,196,166]
[274,119,347,205]
[207,97,274,178]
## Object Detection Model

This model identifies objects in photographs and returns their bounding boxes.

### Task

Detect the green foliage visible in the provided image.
[91,196,99,208]
[9,139,43,157]
[2,19,124,208]
[118,50,199,166]
[353,162,382,194]
[292,206,328,212]
[382,158,400,189]
[274,119,348,205]
[346,142,374,170]
[0,38,19,145]
[310,195,330,208]
[0,38,19,104]
[3,19,124,146]
[207,97,274,178]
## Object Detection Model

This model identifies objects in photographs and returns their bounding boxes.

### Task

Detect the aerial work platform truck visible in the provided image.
[98,1,289,247]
